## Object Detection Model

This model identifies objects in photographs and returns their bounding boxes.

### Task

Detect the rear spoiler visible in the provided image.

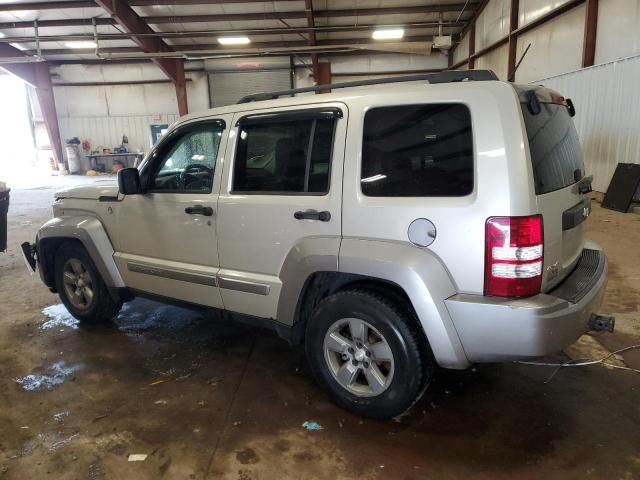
[523,89,576,117]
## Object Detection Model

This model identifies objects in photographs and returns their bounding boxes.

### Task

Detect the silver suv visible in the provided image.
[23,71,612,419]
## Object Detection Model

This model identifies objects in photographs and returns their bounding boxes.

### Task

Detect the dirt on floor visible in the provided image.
[0,178,639,480]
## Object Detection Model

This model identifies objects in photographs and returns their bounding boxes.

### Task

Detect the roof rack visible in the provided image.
[237,69,498,104]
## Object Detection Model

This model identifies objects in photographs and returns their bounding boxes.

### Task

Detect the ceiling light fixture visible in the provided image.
[64,40,97,49]
[372,28,405,40]
[217,36,251,46]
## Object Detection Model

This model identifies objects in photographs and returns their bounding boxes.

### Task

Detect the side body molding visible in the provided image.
[339,238,470,369]
[37,216,125,289]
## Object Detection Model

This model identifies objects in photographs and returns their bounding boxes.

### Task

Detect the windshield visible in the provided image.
[520,92,584,195]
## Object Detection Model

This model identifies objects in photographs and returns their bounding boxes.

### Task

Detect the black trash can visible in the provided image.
[0,188,9,253]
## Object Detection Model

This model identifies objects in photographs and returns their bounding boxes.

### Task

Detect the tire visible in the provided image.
[54,242,122,324]
[305,289,434,419]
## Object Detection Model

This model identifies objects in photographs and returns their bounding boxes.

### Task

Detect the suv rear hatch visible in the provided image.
[516,85,592,291]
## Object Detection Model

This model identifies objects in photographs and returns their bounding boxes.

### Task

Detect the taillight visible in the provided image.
[484,215,544,297]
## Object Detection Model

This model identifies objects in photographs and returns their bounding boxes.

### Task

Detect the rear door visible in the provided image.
[216,104,346,319]
[518,86,590,290]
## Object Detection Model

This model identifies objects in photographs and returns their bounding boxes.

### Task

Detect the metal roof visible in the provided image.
[0,0,483,63]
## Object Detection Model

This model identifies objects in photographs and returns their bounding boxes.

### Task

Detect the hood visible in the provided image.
[55,180,119,200]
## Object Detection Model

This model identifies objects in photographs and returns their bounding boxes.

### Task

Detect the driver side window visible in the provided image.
[151,124,223,193]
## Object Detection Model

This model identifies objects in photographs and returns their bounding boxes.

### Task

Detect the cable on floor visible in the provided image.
[513,343,640,383]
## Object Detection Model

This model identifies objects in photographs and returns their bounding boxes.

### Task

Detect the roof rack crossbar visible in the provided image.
[237,69,498,103]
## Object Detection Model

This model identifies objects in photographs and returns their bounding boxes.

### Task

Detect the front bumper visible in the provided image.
[445,242,609,363]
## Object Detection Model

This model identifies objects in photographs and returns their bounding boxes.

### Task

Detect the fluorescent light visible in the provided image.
[217,36,250,46]
[64,41,97,49]
[372,29,404,40]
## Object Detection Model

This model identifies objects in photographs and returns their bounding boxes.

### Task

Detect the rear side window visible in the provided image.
[232,115,335,194]
[521,101,584,195]
[361,104,474,197]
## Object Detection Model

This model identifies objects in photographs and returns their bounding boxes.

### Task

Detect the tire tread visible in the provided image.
[306,287,434,419]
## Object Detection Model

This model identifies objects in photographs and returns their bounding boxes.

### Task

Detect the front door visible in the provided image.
[112,117,230,308]
[216,105,346,320]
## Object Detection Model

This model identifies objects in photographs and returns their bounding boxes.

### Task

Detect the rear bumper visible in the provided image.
[445,242,608,363]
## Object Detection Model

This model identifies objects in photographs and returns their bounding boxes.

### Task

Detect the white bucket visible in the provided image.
[65,146,82,174]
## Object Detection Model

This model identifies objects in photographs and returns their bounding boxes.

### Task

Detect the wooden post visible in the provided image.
[582,0,598,67]
[507,0,519,81]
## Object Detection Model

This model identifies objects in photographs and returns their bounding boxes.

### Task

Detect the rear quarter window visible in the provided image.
[361,103,474,197]
[521,99,584,195]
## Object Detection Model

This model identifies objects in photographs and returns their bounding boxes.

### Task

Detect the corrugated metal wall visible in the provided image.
[209,70,291,107]
[538,54,640,192]
[453,0,640,81]
[58,114,179,157]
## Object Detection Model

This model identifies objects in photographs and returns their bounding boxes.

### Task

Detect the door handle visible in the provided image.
[185,205,214,216]
[294,210,331,222]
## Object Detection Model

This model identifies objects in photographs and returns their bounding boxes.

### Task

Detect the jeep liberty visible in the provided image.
[23,71,613,419]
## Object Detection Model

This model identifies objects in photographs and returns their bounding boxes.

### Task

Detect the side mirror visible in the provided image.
[118,167,142,195]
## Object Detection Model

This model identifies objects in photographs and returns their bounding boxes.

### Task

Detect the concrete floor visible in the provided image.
[0,177,639,480]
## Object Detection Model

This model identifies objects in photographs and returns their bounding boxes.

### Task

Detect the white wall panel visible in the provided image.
[54,78,208,118]
[514,4,585,83]
[453,32,470,65]
[537,54,640,192]
[329,53,447,74]
[475,43,509,79]
[475,0,511,51]
[595,0,640,65]
[519,0,573,26]
[58,114,180,156]
[52,63,209,164]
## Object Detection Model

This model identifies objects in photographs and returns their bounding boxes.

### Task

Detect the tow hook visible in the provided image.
[589,314,615,333]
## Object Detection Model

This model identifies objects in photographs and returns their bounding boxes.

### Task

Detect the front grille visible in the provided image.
[550,249,604,304]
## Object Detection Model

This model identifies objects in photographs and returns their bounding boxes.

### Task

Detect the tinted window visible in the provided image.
[233,116,335,194]
[361,104,473,197]
[150,125,223,193]
[521,101,584,195]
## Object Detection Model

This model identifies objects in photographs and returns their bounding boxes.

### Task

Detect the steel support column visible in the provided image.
[582,0,598,67]
[507,0,519,81]
[468,23,476,69]
[0,44,63,165]
[33,63,64,167]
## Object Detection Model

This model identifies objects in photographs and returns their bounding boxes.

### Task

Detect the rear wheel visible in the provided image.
[305,289,433,419]
[54,242,122,324]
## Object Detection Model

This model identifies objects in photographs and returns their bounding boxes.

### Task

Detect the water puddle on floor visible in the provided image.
[15,361,81,391]
[41,304,79,330]
[116,301,195,332]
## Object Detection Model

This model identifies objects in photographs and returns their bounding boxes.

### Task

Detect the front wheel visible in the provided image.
[305,289,433,419]
[54,242,122,324]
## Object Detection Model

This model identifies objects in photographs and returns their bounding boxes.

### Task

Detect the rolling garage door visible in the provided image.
[208,70,292,108]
